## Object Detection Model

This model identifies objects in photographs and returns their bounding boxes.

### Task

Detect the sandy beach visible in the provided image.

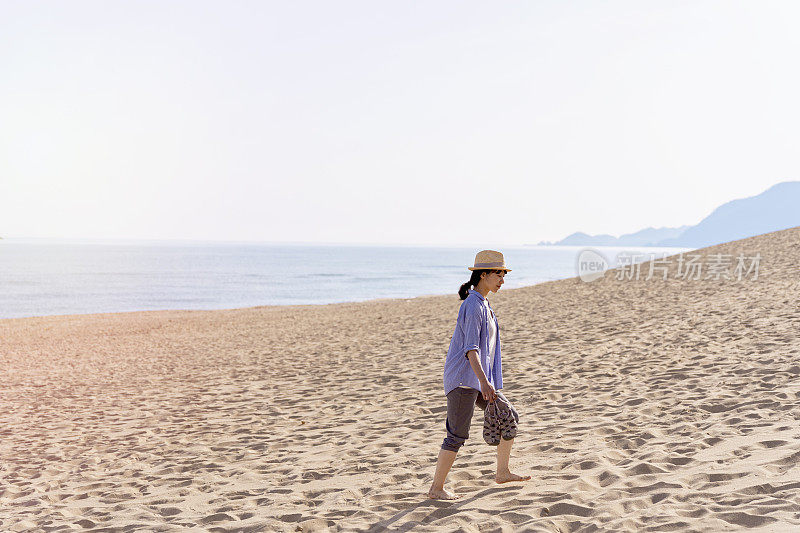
[2,226,800,532]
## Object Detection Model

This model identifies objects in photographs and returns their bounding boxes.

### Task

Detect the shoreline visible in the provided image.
[0,278,570,323]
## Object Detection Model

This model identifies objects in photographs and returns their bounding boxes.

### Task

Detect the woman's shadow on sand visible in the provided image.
[364,483,525,532]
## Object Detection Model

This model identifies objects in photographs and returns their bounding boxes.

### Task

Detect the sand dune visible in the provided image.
[2,226,800,531]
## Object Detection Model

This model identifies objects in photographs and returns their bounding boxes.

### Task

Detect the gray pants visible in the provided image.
[441,387,520,452]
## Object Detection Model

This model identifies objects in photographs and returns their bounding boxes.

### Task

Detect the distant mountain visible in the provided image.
[656,181,800,247]
[539,232,616,246]
[539,181,800,249]
[539,226,689,246]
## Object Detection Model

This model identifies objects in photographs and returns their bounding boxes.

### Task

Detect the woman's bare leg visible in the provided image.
[427,449,460,499]
[495,438,531,484]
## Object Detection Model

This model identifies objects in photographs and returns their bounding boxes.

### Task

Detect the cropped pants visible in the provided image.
[441,387,520,452]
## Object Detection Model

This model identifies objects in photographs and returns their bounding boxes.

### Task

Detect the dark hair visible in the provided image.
[458,269,491,300]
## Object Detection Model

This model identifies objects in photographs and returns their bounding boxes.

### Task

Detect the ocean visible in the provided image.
[0,239,688,319]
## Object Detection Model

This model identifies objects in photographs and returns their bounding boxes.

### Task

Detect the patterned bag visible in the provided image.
[483,395,517,446]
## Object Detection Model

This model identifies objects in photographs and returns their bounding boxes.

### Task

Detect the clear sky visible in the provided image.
[2,1,798,246]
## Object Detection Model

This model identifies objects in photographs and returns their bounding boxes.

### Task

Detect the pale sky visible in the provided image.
[2,1,798,246]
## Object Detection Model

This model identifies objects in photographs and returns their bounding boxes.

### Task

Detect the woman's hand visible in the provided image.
[465,351,496,402]
[480,379,497,403]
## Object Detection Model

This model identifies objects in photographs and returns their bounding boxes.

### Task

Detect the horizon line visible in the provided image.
[0,236,692,250]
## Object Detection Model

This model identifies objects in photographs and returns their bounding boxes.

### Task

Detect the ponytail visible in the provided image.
[458,270,486,300]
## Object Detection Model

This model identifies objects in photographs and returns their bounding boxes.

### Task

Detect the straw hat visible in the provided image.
[468,250,511,272]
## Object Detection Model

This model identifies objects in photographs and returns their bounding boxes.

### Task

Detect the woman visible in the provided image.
[427,250,531,500]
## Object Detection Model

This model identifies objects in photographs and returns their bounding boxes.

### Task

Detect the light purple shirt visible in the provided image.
[442,288,503,396]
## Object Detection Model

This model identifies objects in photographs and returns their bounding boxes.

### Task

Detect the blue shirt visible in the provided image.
[443,289,503,396]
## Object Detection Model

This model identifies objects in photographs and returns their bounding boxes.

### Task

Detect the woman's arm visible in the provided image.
[466,349,497,402]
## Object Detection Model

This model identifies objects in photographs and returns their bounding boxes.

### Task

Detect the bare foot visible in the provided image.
[495,472,532,484]
[427,487,460,500]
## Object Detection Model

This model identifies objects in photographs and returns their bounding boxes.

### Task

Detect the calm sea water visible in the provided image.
[0,239,688,319]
